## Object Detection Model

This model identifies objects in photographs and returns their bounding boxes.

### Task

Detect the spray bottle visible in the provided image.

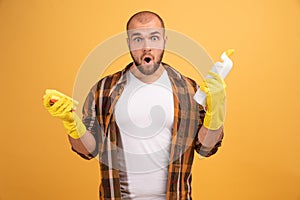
[194,49,234,106]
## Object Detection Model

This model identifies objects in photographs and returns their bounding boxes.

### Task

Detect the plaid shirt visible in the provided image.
[73,63,223,200]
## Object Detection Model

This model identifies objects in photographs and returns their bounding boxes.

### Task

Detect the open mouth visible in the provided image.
[144,57,151,63]
[143,56,152,64]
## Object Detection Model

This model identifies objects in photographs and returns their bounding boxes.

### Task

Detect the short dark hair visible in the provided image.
[126,11,165,31]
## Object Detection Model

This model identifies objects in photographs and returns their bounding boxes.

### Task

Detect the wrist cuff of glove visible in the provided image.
[203,112,223,130]
[62,115,87,139]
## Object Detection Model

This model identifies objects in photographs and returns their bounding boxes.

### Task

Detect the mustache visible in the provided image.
[142,53,154,59]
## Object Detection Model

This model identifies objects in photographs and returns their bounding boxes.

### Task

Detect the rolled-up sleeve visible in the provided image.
[194,130,224,157]
[194,103,224,157]
[71,85,102,160]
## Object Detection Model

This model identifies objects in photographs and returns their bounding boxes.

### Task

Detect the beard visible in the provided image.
[130,50,164,75]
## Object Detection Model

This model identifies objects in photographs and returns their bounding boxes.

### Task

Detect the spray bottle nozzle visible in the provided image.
[225,49,235,57]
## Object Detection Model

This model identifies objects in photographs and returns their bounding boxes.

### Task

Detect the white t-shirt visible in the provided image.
[114,69,174,199]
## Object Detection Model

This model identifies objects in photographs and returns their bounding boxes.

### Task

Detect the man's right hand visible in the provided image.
[43,89,86,139]
[43,91,76,122]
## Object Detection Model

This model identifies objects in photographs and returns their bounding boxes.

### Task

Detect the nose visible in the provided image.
[142,39,151,52]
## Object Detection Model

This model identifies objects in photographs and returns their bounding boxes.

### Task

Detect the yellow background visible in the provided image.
[1,0,300,199]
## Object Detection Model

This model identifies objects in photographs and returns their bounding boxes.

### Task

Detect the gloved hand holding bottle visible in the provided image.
[200,71,226,130]
[196,49,234,130]
[43,89,87,139]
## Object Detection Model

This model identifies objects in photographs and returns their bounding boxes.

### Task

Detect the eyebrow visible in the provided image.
[130,31,162,38]
[149,31,161,35]
[130,32,142,38]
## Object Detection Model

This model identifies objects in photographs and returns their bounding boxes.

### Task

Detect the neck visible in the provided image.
[130,63,165,84]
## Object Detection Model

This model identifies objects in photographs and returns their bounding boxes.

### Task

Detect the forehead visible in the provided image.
[127,27,164,37]
[127,14,165,38]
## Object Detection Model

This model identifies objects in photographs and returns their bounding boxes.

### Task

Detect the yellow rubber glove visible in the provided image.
[43,89,86,139]
[200,71,226,130]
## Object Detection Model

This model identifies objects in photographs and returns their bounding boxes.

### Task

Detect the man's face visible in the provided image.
[127,18,166,75]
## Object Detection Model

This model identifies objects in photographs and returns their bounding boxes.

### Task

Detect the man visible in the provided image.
[43,11,225,200]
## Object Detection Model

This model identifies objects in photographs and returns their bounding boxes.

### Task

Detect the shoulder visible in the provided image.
[93,63,132,91]
[84,63,131,99]
[162,62,198,91]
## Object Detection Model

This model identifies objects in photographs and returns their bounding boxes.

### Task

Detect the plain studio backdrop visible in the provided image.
[0,0,300,200]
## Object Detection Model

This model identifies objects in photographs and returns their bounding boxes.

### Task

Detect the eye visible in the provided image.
[133,37,142,43]
[151,36,159,41]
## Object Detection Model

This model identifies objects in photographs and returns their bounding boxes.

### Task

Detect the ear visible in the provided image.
[164,35,168,48]
[126,38,129,48]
